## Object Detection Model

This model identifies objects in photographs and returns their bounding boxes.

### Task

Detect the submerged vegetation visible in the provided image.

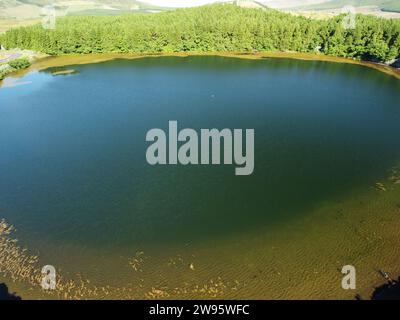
[0,219,241,299]
[0,4,399,63]
[0,58,30,80]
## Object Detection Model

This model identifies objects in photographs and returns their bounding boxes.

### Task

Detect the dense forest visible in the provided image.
[0,4,399,63]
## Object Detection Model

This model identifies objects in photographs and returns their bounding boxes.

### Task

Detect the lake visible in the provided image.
[1,56,400,299]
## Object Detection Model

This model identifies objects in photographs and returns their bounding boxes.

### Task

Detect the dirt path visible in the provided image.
[0,52,22,63]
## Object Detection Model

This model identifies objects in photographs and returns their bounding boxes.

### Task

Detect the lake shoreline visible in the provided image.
[1,51,400,85]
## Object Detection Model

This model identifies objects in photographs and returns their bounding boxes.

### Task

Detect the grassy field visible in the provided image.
[0,0,168,33]
[0,0,166,27]
[300,0,400,13]
[0,18,40,33]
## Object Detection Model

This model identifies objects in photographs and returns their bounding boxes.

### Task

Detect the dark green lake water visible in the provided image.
[1,55,400,256]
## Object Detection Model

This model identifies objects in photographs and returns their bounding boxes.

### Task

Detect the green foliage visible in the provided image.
[8,57,31,69]
[0,58,30,81]
[0,70,7,80]
[0,4,399,63]
[0,65,11,80]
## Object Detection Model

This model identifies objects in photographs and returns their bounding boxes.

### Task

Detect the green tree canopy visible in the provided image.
[0,4,399,63]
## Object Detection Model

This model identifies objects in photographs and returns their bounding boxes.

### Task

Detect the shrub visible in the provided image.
[8,58,30,70]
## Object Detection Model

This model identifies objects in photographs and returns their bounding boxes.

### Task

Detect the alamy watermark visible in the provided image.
[341,265,356,290]
[41,265,56,290]
[341,6,356,30]
[41,5,56,30]
[146,121,254,176]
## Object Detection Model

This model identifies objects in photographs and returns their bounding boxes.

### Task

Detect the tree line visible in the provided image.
[0,4,399,64]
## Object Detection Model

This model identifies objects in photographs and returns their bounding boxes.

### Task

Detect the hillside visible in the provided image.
[0,0,169,33]
[295,0,400,13]
[0,0,166,20]
[0,1,399,34]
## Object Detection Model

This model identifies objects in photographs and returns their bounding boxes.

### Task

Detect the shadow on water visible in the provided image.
[0,283,21,300]
[370,277,400,300]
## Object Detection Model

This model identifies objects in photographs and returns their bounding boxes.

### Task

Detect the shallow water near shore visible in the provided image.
[1,56,400,299]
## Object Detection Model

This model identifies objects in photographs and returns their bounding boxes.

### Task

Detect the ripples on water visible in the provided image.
[1,56,400,299]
